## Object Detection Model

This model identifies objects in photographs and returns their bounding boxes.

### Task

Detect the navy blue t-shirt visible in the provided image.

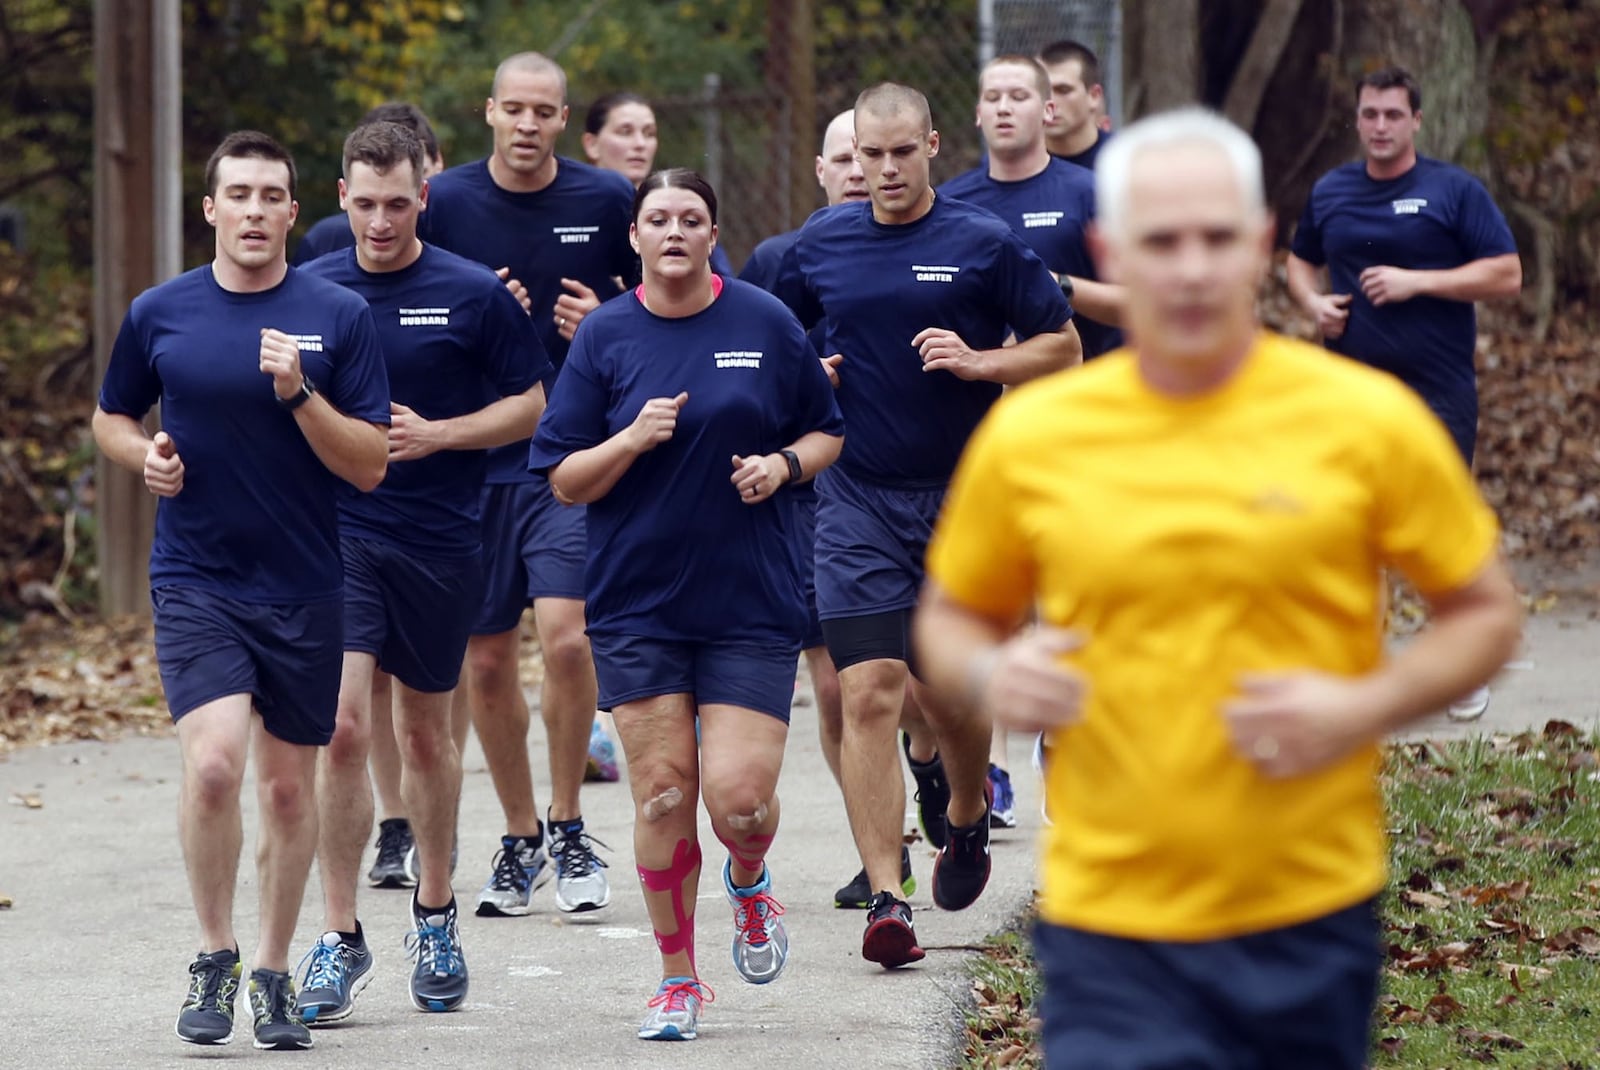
[98,265,392,603]
[1291,156,1517,427]
[939,159,1121,358]
[1053,128,1111,171]
[292,213,355,266]
[773,196,1071,487]
[420,156,637,483]
[528,279,844,644]
[302,244,552,557]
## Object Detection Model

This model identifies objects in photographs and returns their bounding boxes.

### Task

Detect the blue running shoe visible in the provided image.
[405,897,468,1012]
[638,977,714,1041]
[474,834,551,917]
[722,858,789,984]
[296,930,374,1024]
[987,764,1017,829]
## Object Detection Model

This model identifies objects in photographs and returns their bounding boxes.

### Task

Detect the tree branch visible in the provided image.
[1221,0,1307,131]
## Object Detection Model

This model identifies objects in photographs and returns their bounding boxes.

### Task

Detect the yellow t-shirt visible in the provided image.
[926,332,1499,941]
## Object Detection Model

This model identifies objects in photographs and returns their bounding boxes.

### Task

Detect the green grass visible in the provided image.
[960,726,1600,1069]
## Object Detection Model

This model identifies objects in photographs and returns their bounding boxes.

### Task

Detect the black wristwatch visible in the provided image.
[780,449,804,484]
[278,376,317,411]
[1057,273,1075,302]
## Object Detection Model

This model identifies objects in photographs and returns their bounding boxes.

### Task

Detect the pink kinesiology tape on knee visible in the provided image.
[716,830,774,874]
[637,837,702,962]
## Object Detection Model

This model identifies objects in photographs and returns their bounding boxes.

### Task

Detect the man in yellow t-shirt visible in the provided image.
[915,109,1522,1069]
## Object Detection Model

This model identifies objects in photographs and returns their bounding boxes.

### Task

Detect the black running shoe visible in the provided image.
[933,804,993,911]
[369,817,415,889]
[407,897,469,1012]
[903,733,950,850]
[175,948,241,1045]
[247,968,313,1050]
[833,846,917,909]
[862,891,925,968]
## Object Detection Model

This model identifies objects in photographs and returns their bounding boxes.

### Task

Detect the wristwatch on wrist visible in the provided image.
[780,449,804,484]
[278,376,317,411]
[1057,273,1075,302]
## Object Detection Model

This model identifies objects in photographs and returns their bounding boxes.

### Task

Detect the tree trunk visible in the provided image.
[1123,0,1202,119]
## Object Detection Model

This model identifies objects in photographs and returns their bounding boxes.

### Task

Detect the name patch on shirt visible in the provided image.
[714,350,763,369]
[399,307,451,326]
[554,225,599,244]
[287,333,325,353]
[913,264,960,283]
[1391,198,1428,215]
[1022,211,1064,229]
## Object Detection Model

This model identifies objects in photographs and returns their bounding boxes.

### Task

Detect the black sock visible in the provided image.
[337,920,364,947]
[416,896,456,916]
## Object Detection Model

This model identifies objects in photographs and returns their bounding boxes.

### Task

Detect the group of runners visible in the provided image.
[96,31,1524,1068]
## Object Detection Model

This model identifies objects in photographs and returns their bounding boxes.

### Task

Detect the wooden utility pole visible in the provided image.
[766,0,818,232]
[93,0,180,616]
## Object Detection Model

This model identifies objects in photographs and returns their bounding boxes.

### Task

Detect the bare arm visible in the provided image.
[728,429,845,504]
[914,320,1082,387]
[549,392,687,506]
[388,383,547,461]
[1286,253,1352,340]
[1359,253,1521,306]
[259,328,386,491]
[92,408,185,497]
[1062,276,1125,327]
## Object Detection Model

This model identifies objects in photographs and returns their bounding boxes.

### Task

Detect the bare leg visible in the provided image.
[913,676,990,828]
[368,671,405,820]
[700,703,788,887]
[465,630,540,838]
[612,693,701,981]
[317,651,377,933]
[534,596,598,824]
[805,645,844,786]
[394,682,462,909]
[175,695,254,954]
[838,658,911,897]
[252,719,319,972]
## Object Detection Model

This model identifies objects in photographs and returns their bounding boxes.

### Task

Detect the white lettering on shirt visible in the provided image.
[555,225,600,244]
[399,307,451,327]
[715,350,763,369]
[287,334,325,353]
[912,264,960,283]
[1392,198,1427,215]
[1022,211,1065,229]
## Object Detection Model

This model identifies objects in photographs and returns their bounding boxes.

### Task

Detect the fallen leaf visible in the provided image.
[1401,889,1452,911]
[0,893,12,909]
[995,1044,1028,1066]
[7,792,41,809]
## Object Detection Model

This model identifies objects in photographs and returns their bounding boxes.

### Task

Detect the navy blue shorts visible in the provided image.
[588,633,800,723]
[152,585,343,746]
[343,536,482,694]
[795,490,825,650]
[1035,899,1382,1070]
[474,477,586,635]
[813,467,945,622]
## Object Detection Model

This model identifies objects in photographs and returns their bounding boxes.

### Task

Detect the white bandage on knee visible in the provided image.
[642,786,684,821]
[726,801,769,831]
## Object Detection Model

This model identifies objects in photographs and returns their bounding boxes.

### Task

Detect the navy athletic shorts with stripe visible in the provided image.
[588,633,800,723]
[474,475,586,635]
[153,584,343,746]
[1035,899,1382,1070]
[342,535,483,693]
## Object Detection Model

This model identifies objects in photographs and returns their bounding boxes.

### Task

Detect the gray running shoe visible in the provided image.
[722,858,789,985]
[549,817,611,913]
[474,835,552,917]
[637,977,713,1041]
[247,968,313,1050]
[175,948,241,1045]
[296,930,374,1024]
[368,818,415,889]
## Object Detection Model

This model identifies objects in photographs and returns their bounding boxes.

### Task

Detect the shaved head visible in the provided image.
[822,109,855,156]
[492,51,567,102]
[855,82,933,136]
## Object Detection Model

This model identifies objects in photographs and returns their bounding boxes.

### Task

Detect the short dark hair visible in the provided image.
[633,167,718,225]
[205,130,297,200]
[1357,66,1422,112]
[1038,39,1101,89]
[358,102,440,162]
[342,121,426,187]
[585,91,652,136]
[855,82,933,136]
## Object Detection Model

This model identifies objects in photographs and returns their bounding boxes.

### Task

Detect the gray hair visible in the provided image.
[1095,108,1264,238]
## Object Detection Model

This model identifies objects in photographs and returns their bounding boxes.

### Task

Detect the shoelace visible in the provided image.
[406,918,465,978]
[374,825,408,868]
[734,892,785,947]
[648,978,715,1014]
[487,847,531,892]
[296,940,347,992]
[552,830,610,878]
[253,973,296,1024]
[187,956,231,1011]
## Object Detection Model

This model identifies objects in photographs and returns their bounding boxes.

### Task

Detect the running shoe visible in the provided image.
[549,816,611,913]
[368,817,415,889]
[175,948,241,1045]
[638,977,714,1041]
[833,846,917,909]
[862,891,925,968]
[403,833,459,885]
[1448,685,1491,721]
[474,834,551,917]
[987,763,1017,829]
[247,968,313,1050]
[723,858,789,984]
[933,801,993,911]
[406,896,468,1012]
[584,718,621,782]
[903,733,950,849]
[1032,732,1054,826]
[296,929,374,1024]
